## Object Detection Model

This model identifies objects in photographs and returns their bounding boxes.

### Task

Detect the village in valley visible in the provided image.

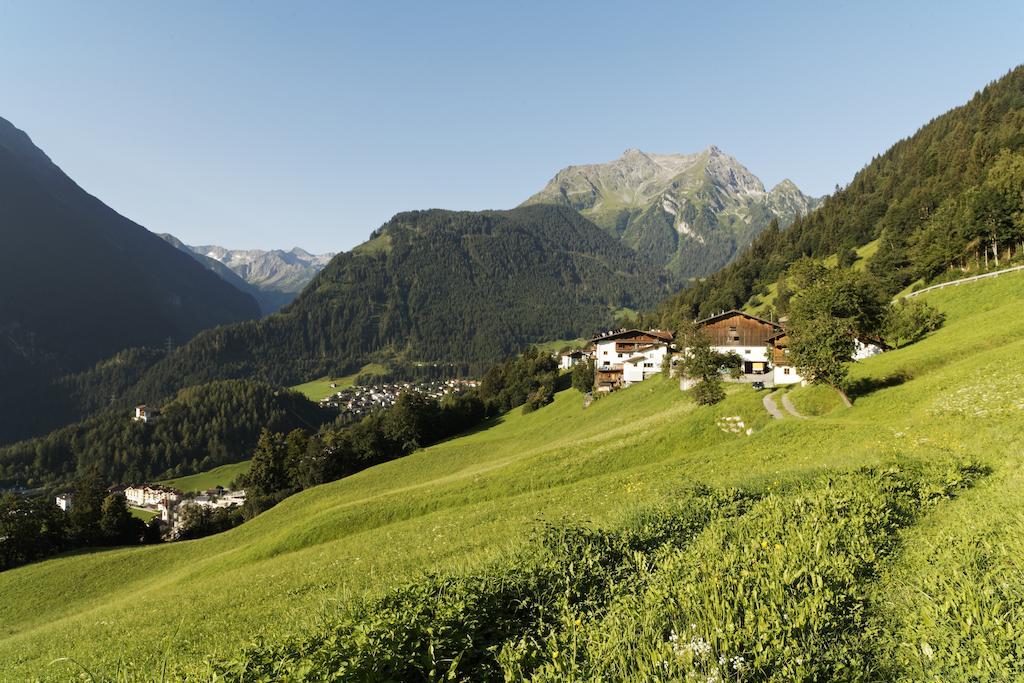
[56,480,246,538]
[317,378,480,416]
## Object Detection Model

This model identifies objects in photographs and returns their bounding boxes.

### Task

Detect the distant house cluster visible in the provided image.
[318,379,480,418]
[125,483,181,510]
[555,310,888,394]
[55,482,246,536]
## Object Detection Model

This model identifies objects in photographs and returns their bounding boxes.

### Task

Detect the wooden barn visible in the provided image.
[696,310,782,375]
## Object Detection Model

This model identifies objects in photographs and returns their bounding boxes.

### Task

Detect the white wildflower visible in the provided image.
[688,637,712,659]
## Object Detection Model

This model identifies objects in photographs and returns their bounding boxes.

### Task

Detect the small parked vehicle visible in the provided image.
[751,381,765,390]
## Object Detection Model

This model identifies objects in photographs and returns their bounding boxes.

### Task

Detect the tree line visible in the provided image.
[1,468,162,572]
[0,380,329,489]
[240,347,561,516]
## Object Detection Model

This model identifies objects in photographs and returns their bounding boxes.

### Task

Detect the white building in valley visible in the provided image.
[125,484,181,508]
[558,349,589,370]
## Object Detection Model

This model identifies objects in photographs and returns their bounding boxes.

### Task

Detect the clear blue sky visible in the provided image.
[1,1,1022,253]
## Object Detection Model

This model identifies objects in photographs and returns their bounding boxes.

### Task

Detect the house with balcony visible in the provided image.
[590,329,673,392]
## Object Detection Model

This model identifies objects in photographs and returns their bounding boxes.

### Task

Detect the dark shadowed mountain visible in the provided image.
[0,116,260,443]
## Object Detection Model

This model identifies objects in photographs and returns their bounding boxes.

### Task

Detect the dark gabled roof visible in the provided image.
[857,335,891,350]
[696,309,782,329]
[589,328,673,344]
[768,330,890,349]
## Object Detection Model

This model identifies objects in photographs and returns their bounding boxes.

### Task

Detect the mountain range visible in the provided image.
[99,205,668,405]
[159,235,334,314]
[523,145,820,280]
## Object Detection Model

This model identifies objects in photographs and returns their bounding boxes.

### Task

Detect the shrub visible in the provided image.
[884,299,946,348]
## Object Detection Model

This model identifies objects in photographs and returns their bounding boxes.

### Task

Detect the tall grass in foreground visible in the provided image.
[209,463,988,681]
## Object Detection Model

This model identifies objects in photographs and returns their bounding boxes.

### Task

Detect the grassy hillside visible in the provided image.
[158,460,252,493]
[743,238,879,316]
[1,272,1022,679]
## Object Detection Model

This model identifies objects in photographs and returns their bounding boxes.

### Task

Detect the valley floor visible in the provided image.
[1,273,1023,680]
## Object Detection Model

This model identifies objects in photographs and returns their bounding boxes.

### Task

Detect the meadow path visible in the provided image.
[781,393,808,419]
[763,392,785,419]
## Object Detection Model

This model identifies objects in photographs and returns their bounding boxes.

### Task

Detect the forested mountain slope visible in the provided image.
[523,146,819,280]
[1,269,1021,680]
[0,116,260,442]
[0,380,325,488]
[116,205,666,401]
[657,65,1024,324]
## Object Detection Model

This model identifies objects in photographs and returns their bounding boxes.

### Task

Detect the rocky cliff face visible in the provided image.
[523,146,819,280]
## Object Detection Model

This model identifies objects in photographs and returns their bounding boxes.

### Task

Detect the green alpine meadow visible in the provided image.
[3,5,1024,681]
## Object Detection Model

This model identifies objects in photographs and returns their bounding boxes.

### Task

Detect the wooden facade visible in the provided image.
[769,332,790,365]
[595,367,623,392]
[696,310,781,347]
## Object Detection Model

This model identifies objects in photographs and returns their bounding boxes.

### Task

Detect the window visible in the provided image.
[603,351,609,356]
[783,367,791,375]
[618,353,623,358]
[744,349,750,354]
[644,362,654,368]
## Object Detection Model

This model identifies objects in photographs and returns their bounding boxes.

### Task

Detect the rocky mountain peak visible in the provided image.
[521,146,819,281]
[770,178,800,194]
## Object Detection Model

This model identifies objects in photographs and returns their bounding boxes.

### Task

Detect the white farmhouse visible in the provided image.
[590,329,673,392]
[55,493,73,511]
[771,332,889,385]
[559,349,589,370]
[853,337,889,360]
